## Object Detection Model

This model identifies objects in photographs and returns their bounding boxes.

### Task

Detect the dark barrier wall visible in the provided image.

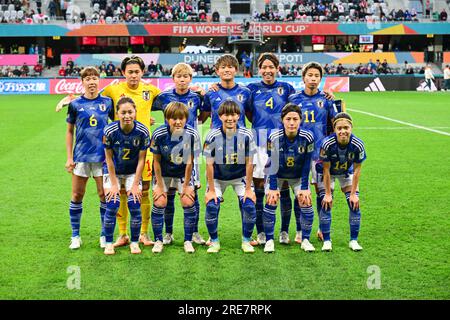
[350,75,444,92]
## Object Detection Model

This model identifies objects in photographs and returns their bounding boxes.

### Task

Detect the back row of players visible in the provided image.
[61,53,366,255]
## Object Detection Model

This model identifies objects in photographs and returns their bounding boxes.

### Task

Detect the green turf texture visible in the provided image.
[0,92,449,300]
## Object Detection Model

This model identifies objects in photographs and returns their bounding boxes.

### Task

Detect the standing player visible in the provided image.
[150,102,202,253]
[56,56,161,248]
[151,63,206,246]
[289,62,338,243]
[246,53,296,246]
[317,112,366,252]
[65,66,114,249]
[263,103,315,253]
[203,101,257,253]
[102,97,150,255]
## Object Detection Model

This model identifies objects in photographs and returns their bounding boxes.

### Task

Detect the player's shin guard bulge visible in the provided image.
[205,200,220,241]
[117,193,129,236]
[300,205,314,241]
[263,204,277,241]
[346,192,361,241]
[151,205,165,242]
[164,191,176,234]
[127,195,142,243]
[104,198,121,243]
[241,198,257,240]
[293,200,302,232]
[280,189,292,233]
[183,205,196,242]
[255,189,265,235]
[140,190,150,234]
[318,192,332,242]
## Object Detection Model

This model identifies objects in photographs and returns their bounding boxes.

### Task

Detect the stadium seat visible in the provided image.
[105,16,112,24]
[93,3,100,13]
[7,4,14,11]
[10,10,17,20]
[3,10,10,22]
[17,10,23,20]
[0,10,3,22]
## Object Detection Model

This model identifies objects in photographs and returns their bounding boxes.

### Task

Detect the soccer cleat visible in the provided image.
[279,231,290,244]
[184,241,195,253]
[294,231,302,244]
[317,230,324,242]
[241,241,255,253]
[257,232,266,245]
[130,242,141,254]
[152,240,164,253]
[99,236,106,248]
[207,241,221,253]
[300,239,316,252]
[69,236,82,250]
[139,233,154,246]
[322,240,332,252]
[104,243,115,255]
[163,233,174,245]
[113,235,130,248]
[192,232,206,245]
[349,240,363,251]
[264,239,275,253]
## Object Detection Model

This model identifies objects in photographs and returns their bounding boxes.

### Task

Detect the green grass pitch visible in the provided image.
[0,92,449,300]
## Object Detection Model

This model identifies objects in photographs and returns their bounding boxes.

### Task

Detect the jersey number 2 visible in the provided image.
[122,148,131,160]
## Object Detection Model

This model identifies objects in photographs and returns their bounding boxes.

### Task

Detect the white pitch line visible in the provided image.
[357,127,450,130]
[347,108,450,137]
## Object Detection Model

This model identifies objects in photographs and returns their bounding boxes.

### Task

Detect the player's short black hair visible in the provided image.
[258,52,279,69]
[116,96,136,110]
[302,61,324,79]
[281,103,302,120]
[333,112,353,128]
[218,100,241,116]
[121,55,145,72]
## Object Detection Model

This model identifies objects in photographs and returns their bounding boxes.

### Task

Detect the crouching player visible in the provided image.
[102,97,150,255]
[150,102,202,253]
[263,103,315,253]
[317,112,366,252]
[203,101,257,253]
[65,66,114,249]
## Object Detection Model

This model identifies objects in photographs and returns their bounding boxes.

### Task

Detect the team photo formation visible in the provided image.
[61,53,366,256]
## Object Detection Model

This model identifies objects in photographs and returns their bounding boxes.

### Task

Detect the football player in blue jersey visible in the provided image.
[65,66,114,250]
[151,63,206,246]
[102,97,150,255]
[317,112,366,252]
[203,101,257,253]
[201,54,252,129]
[263,103,316,253]
[289,62,338,243]
[247,53,297,246]
[150,101,202,253]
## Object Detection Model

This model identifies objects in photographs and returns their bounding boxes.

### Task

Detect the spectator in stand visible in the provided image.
[12,67,21,77]
[106,65,115,77]
[66,57,74,71]
[443,65,450,91]
[381,59,392,74]
[106,61,116,72]
[148,61,157,75]
[21,63,30,77]
[113,68,122,77]
[212,10,220,22]
[336,63,344,75]
[34,63,43,76]
[405,64,415,74]
[440,9,448,21]
[58,66,66,77]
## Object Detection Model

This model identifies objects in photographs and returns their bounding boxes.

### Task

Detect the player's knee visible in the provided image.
[242,198,256,212]
[127,199,141,211]
[106,198,120,211]
[154,196,167,208]
[71,190,85,202]
[181,196,194,208]
[206,200,219,214]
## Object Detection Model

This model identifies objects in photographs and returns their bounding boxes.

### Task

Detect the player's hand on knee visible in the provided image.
[152,186,166,201]
[322,194,333,210]
[181,186,195,202]
[129,184,142,203]
[55,94,76,112]
[266,190,279,206]
[106,185,120,203]
[298,190,312,207]
[65,159,75,173]
[349,193,359,210]
[205,190,218,204]
[243,188,256,203]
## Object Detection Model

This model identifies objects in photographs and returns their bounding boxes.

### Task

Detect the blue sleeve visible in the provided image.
[150,134,160,154]
[245,91,252,113]
[66,102,76,124]
[267,136,278,191]
[327,99,338,119]
[141,132,150,151]
[354,142,367,164]
[203,138,214,158]
[103,128,113,149]
[152,93,166,112]
[287,83,296,96]
[192,133,202,158]
[107,99,115,121]
[201,92,211,112]
[300,151,312,190]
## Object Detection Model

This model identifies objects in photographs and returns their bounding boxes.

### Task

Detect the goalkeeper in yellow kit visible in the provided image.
[57,56,160,247]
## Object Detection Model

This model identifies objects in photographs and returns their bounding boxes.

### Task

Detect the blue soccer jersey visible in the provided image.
[201,84,252,129]
[152,89,202,128]
[247,80,295,146]
[203,126,256,181]
[266,128,315,190]
[150,124,201,178]
[288,91,338,159]
[66,95,114,162]
[103,120,150,175]
[317,133,366,176]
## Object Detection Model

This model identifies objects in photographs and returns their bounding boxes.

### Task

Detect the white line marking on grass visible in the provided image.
[347,108,450,137]
[358,127,450,130]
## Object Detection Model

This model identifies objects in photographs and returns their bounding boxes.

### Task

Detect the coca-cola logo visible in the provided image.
[53,79,84,94]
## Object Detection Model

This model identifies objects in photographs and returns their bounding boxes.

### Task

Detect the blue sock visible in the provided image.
[69,201,82,237]
[183,205,196,241]
[193,190,200,233]
[205,200,220,241]
[238,197,244,235]
[293,200,302,232]
[317,192,331,241]
[346,192,361,241]
[300,205,314,240]
[280,189,292,233]
[127,196,142,243]
[100,201,107,237]
[104,199,120,243]
[151,205,165,241]
[164,190,176,234]
[241,198,256,239]
[263,203,277,241]
[255,188,265,234]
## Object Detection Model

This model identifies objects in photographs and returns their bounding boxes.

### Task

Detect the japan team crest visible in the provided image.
[133,138,140,147]
[142,91,150,101]
[237,94,244,102]
[317,100,324,109]
[348,152,355,160]
[187,100,194,109]
[98,103,106,112]
[277,87,284,95]
[298,146,306,154]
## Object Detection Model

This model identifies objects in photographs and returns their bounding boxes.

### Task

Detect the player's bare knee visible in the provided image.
[181,197,194,208]
[154,197,167,208]
[71,191,85,202]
